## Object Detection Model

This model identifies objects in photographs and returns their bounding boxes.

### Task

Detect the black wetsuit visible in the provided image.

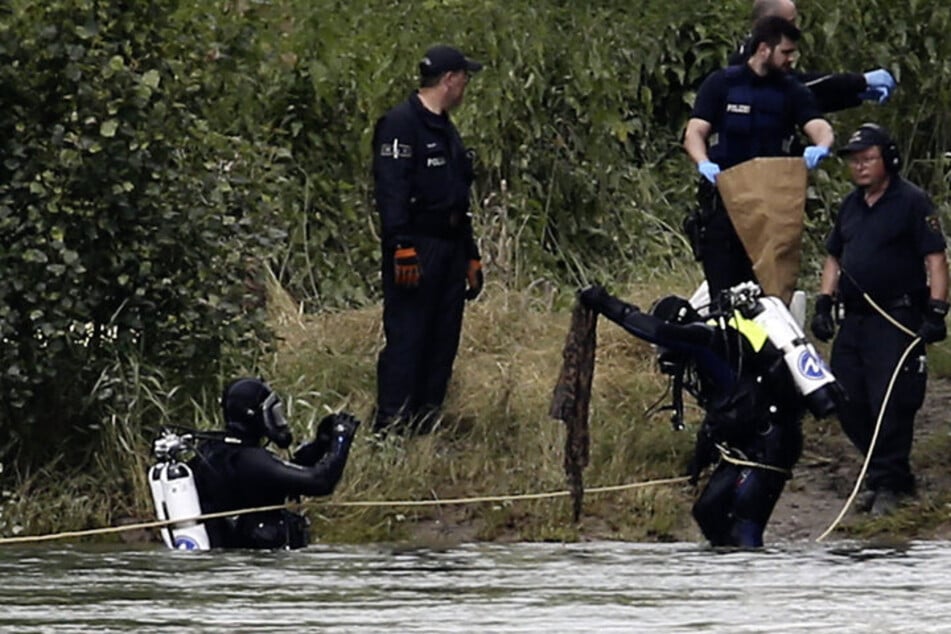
[189,434,351,549]
[582,288,806,547]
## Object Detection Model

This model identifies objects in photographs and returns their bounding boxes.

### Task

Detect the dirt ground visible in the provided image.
[767,375,951,543]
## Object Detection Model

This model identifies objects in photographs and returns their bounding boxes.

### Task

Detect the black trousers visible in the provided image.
[375,235,467,432]
[695,182,756,303]
[831,307,926,494]
[692,416,802,547]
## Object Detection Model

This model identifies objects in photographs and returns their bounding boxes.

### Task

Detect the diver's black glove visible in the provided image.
[293,413,360,465]
[810,294,836,342]
[329,412,360,449]
[579,285,608,309]
[579,285,639,322]
[918,298,949,344]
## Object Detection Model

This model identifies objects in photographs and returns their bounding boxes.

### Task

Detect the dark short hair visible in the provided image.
[749,15,801,52]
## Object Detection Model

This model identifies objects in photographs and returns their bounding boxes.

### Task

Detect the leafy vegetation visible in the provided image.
[3,0,951,542]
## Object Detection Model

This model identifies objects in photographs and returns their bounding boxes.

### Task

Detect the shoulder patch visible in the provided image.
[926,214,944,236]
[380,138,413,159]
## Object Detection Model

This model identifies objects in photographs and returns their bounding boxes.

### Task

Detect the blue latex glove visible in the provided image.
[697,160,720,184]
[803,145,830,170]
[860,69,896,104]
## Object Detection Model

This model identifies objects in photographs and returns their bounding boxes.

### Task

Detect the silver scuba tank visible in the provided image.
[149,431,211,550]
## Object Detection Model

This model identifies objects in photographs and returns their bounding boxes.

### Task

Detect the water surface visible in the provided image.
[2,540,948,632]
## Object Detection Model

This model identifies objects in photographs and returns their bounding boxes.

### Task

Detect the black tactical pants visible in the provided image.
[831,306,926,494]
[692,181,756,305]
[375,235,467,433]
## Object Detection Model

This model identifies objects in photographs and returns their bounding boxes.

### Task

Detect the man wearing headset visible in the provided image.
[811,123,949,516]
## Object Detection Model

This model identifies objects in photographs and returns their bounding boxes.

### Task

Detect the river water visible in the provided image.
[3,539,950,632]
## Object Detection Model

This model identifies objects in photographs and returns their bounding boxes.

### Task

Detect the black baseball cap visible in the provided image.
[419,45,483,78]
[837,123,892,156]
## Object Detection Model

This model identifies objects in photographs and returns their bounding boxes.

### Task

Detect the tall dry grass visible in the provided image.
[265,268,707,543]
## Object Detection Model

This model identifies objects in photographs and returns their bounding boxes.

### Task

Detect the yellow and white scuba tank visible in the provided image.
[720,282,838,418]
[689,279,808,330]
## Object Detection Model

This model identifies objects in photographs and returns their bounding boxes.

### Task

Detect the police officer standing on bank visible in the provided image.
[683,16,834,303]
[372,45,484,435]
[732,0,897,113]
[811,123,949,516]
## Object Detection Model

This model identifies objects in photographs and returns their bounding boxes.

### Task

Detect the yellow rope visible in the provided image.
[815,335,921,542]
[0,503,288,545]
[321,476,691,507]
[0,475,690,545]
[716,445,792,476]
[814,290,922,542]
[860,293,917,338]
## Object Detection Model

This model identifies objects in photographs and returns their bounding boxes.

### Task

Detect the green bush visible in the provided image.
[0,0,283,466]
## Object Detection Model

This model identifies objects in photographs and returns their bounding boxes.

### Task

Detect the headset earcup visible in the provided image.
[860,123,901,173]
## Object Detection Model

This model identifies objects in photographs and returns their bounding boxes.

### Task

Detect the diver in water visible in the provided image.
[187,377,360,549]
[580,283,835,547]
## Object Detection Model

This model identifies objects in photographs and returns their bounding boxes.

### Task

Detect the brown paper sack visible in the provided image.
[716,157,808,304]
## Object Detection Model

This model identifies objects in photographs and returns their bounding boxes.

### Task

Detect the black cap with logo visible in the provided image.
[419,45,483,78]
[837,123,892,156]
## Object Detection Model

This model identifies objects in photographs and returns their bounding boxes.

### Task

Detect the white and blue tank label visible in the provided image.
[174,536,201,551]
[797,349,828,381]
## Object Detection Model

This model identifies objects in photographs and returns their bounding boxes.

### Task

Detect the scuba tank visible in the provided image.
[149,431,210,551]
[689,280,808,329]
[729,282,839,418]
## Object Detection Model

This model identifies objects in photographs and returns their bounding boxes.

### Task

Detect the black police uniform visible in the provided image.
[688,65,823,302]
[824,177,947,495]
[580,287,806,548]
[189,430,352,549]
[372,92,480,432]
[729,40,867,113]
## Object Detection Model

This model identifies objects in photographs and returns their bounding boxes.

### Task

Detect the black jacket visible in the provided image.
[372,92,479,258]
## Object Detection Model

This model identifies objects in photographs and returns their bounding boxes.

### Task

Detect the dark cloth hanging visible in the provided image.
[550,300,598,522]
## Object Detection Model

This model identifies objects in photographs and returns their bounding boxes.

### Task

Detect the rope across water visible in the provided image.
[0,475,690,545]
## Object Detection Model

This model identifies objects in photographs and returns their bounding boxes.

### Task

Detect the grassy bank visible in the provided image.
[268,267,707,543]
[8,0,951,545]
[0,266,709,543]
[7,263,951,545]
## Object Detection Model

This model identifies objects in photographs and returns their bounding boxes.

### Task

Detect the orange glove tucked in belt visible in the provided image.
[394,245,422,288]
[465,259,483,300]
